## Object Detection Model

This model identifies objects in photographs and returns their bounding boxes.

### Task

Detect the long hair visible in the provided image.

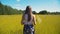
[25,6,32,21]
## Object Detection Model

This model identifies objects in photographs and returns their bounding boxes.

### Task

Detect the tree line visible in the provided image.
[0,2,23,15]
[32,10,60,15]
[0,2,60,15]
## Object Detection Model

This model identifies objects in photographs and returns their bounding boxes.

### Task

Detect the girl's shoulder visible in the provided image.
[32,14,35,17]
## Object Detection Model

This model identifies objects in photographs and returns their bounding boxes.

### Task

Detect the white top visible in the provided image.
[23,14,34,25]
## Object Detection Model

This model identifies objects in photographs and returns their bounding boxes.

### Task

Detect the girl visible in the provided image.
[21,6,36,34]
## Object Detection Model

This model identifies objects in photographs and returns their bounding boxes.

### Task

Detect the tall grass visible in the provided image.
[0,15,60,34]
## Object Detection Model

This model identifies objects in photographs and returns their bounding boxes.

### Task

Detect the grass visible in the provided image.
[0,15,60,34]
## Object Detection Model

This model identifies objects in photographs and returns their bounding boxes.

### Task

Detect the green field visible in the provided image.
[0,15,60,34]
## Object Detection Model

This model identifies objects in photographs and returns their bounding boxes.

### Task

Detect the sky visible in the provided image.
[0,0,60,12]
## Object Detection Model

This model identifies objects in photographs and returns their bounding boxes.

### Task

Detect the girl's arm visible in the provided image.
[33,15,36,25]
[21,14,24,25]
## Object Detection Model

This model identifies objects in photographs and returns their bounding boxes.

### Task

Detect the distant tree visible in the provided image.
[18,10,23,14]
[5,5,14,15]
[39,10,47,14]
[32,11,37,14]
[4,5,10,15]
[0,2,4,15]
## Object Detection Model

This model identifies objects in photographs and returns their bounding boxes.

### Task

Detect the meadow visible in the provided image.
[0,15,60,34]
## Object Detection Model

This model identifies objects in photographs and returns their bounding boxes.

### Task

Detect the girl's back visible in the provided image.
[23,14,35,25]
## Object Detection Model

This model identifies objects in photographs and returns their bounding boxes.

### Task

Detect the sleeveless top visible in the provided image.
[23,14,34,25]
